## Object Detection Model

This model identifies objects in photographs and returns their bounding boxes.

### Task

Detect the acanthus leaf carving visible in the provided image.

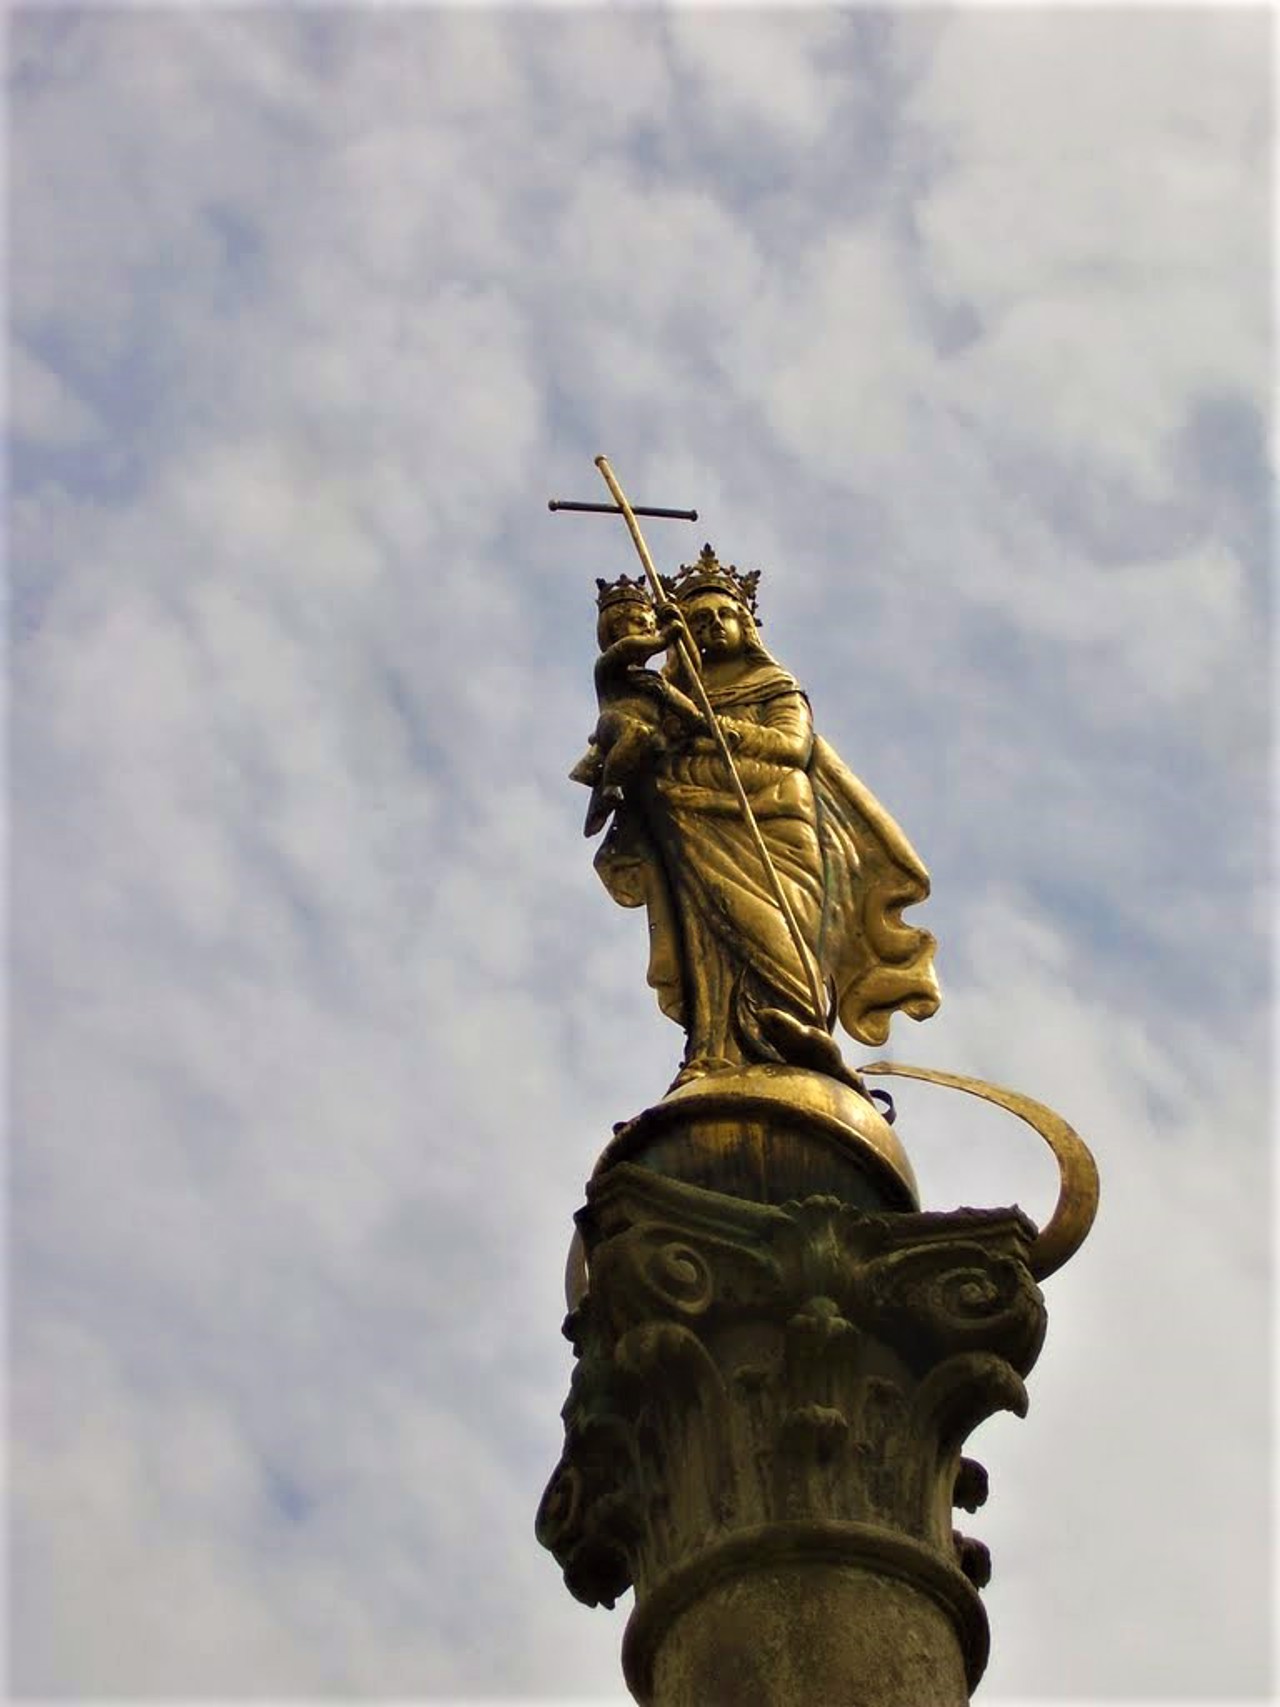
[539,1166,1047,1622]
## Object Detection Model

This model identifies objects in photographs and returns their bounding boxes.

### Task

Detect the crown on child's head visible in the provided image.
[595,572,654,614]
[660,544,762,621]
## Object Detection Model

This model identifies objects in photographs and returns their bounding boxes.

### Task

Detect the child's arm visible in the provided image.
[599,631,666,675]
[657,681,708,730]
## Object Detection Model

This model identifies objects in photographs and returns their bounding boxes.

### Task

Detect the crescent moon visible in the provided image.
[860,1061,1100,1280]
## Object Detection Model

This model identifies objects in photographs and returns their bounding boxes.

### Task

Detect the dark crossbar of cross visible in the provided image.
[549,499,698,520]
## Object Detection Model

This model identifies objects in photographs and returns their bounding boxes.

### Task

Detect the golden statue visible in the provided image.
[554,457,1097,1282]
[573,543,939,1090]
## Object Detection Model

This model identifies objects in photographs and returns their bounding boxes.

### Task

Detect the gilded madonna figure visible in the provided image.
[573,546,940,1088]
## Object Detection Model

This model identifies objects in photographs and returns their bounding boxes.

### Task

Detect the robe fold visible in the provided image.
[593,653,939,1068]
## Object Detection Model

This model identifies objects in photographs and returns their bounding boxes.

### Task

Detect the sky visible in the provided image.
[7,4,1274,1702]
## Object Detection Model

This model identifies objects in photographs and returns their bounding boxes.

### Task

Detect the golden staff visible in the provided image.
[592,454,828,1027]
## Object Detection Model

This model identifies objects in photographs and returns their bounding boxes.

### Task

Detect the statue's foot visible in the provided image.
[756,1008,868,1097]
[668,1055,736,1091]
[582,785,623,838]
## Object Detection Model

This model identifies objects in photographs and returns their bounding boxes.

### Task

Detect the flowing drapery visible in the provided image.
[593,655,939,1073]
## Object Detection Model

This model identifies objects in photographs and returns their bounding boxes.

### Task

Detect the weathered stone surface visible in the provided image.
[537,1160,1047,1703]
[639,1559,969,1707]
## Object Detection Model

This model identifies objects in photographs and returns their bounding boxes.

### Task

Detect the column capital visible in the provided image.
[538,1163,1047,1701]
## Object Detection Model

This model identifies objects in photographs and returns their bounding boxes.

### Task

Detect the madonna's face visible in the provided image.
[685,593,744,660]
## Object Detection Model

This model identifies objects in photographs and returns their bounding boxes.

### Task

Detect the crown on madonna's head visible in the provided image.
[660,544,762,620]
[595,572,653,614]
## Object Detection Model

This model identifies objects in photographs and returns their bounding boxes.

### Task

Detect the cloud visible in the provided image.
[9,7,1270,1701]
[902,10,1268,506]
[664,9,852,148]
[9,342,100,447]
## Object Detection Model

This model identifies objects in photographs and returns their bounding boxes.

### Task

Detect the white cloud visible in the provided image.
[899,9,1268,507]
[665,8,852,147]
[8,341,99,446]
[9,8,1269,1701]
[728,226,929,484]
